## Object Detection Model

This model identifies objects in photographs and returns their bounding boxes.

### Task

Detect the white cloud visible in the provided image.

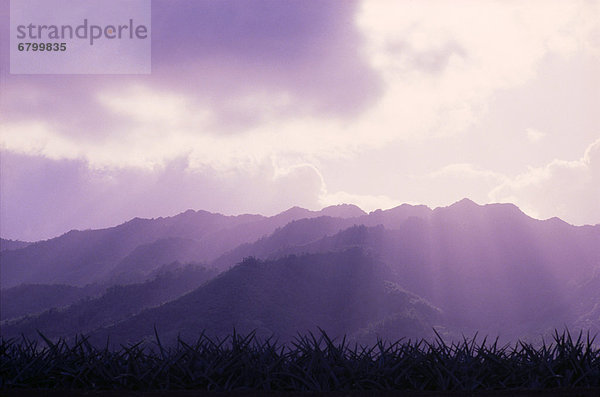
[3,1,597,172]
[422,139,600,225]
[490,138,600,225]
[526,128,546,143]
[97,85,204,128]
[416,163,507,208]
[0,121,82,161]
[355,0,599,141]
[429,163,506,182]
[272,162,402,213]
[1,1,599,238]
[319,190,401,213]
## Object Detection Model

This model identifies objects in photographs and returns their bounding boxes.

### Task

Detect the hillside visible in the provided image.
[1,265,217,339]
[209,200,600,338]
[0,238,31,251]
[0,284,100,321]
[87,250,441,346]
[2,199,599,345]
[0,205,364,289]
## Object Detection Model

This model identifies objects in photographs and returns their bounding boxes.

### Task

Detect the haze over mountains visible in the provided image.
[0,204,365,288]
[1,199,599,346]
[0,238,31,252]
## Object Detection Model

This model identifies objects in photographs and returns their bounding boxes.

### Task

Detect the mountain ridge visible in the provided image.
[2,199,597,289]
[2,198,599,345]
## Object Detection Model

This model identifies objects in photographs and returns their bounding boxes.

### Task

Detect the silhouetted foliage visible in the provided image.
[1,265,216,340]
[2,329,599,391]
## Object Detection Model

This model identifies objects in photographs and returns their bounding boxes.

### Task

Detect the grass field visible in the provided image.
[2,329,599,394]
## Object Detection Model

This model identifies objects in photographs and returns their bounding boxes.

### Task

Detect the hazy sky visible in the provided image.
[1,0,599,241]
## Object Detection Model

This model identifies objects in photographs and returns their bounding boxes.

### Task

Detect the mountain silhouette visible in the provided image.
[0,238,31,252]
[1,199,599,344]
[87,250,440,346]
[1,264,216,339]
[1,284,99,321]
[0,205,363,289]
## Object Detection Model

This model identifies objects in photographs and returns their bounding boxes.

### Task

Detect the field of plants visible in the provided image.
[1,329,600,395]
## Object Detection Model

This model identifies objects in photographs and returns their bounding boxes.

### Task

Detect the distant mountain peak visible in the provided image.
[0,238,32,252]
[450,198,479,208]
[279,206,311,216]
[376,203,432,217]
[483,201,523,213]
[545,216,568,225]
[320,204,366,218]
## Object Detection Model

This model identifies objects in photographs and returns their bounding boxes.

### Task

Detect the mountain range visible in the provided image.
[1,199,599,345]
[0,238,31,252]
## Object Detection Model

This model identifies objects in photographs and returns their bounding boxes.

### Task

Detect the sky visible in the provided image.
[1,0,599,241]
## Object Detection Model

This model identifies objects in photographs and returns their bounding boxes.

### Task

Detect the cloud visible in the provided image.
[423,139,600,225]
[490,139,600,225]
[2,0,597,173]
[150,0,381,104]
[0,154,330,240]
[0,149,403,240]
[0,0,381,135]
[272,162,402,213]
[355,0,599,140]
[1,1,599,238]
[318,191,401,213]
[428,163,506,182]
[418,163,508,208]
[0,0,382,172]
[526,128,546,143]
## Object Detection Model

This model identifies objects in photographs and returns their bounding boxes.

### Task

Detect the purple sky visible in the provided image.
[1,0,599,241]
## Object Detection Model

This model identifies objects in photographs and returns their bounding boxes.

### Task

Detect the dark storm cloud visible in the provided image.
[1,0,382,138]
